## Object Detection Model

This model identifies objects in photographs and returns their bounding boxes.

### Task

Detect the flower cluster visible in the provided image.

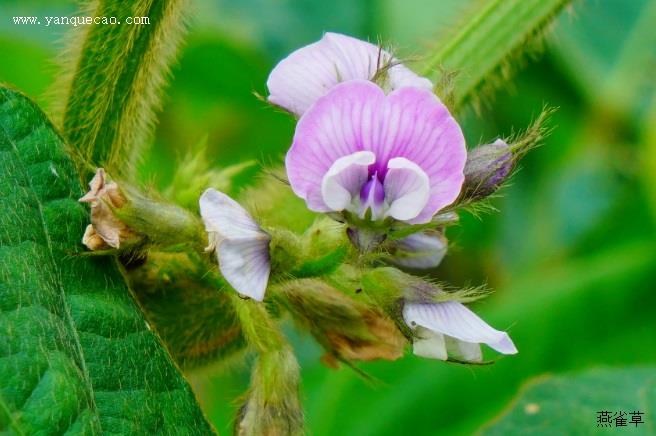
[196,33,518,362]
[76,31,537,435]
[80,33,524,372]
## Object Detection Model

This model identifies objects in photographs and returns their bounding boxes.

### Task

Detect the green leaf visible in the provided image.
[423,0,572,110]
[0,86,214,434]
[480,367,656,435]
[58,0,190,178]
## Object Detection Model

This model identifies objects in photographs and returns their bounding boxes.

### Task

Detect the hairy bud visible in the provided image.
[235,348,303,436]
[462,139,513,201]
[387,231,448,269]
[279,279,406,362]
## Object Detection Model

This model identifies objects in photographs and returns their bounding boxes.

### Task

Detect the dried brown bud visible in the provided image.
[280,279,406,362]
[79,168,138,250]
[324,307,406,361]
[81,224,110,251]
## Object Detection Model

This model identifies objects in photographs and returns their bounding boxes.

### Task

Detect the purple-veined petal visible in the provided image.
[287,80,466,224]
[199,189,271,301]
[321,151,375,211]
[390,231,447,269]
[217,238,271,302]
[403,301,517,355]
[267,32,432,116]
[200,188,261,238]
[286,80,384,211]
[378,86,467,223]
[383,157,430,221]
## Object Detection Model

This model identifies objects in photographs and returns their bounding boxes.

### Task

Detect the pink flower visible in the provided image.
[285,80,466,224]
[267,32,432,116]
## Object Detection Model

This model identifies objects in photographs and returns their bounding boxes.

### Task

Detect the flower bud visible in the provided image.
[235,348,303,436]
[462,139,513,201]
[279,279,406,362]
[388,231,448,269]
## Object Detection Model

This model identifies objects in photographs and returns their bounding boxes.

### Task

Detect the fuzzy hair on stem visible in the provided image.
[422,0,574,112]
[53,0,191,180]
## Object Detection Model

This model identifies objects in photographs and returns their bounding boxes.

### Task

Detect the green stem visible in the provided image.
[422,0,572,109]
[59,0,189,179]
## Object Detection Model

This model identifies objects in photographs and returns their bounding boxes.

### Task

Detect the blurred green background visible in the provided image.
[2,0,655,434]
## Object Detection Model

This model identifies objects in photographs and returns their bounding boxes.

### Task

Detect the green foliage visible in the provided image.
[423,0,572,110]
[481,367,656,434]
[58,0,190,178]
[0,86,213,434]
[163,136,256,210]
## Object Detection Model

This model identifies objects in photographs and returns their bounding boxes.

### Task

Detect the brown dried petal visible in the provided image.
[79,168,137,250]
[81,224,110,251]
[325,309,406,361]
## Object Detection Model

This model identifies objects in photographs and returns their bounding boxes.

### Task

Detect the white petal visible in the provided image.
[267,32,433,116]
[199,189,271,301]
[403,302,517,355]
[383,157,430,221]
[391,232,447,269]
[412,327,447,360]
[217,237,271,302]
[320,151,375,211]
[388,66,434,92]
[445,337,483,363]
[199,188,262,238]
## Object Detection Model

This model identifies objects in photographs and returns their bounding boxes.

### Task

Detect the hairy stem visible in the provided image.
[231,295,304,436]
[423,0,572,110]
[58,0,190,178]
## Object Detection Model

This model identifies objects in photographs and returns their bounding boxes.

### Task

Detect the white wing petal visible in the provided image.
[412,326,447,360]
[199,188,271,301]
[218,237,271,302]
[403,302,517,355]
[445,336,483,362]
[199,188,262,238]
[321,151,375,211]
[383,157,430,221]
